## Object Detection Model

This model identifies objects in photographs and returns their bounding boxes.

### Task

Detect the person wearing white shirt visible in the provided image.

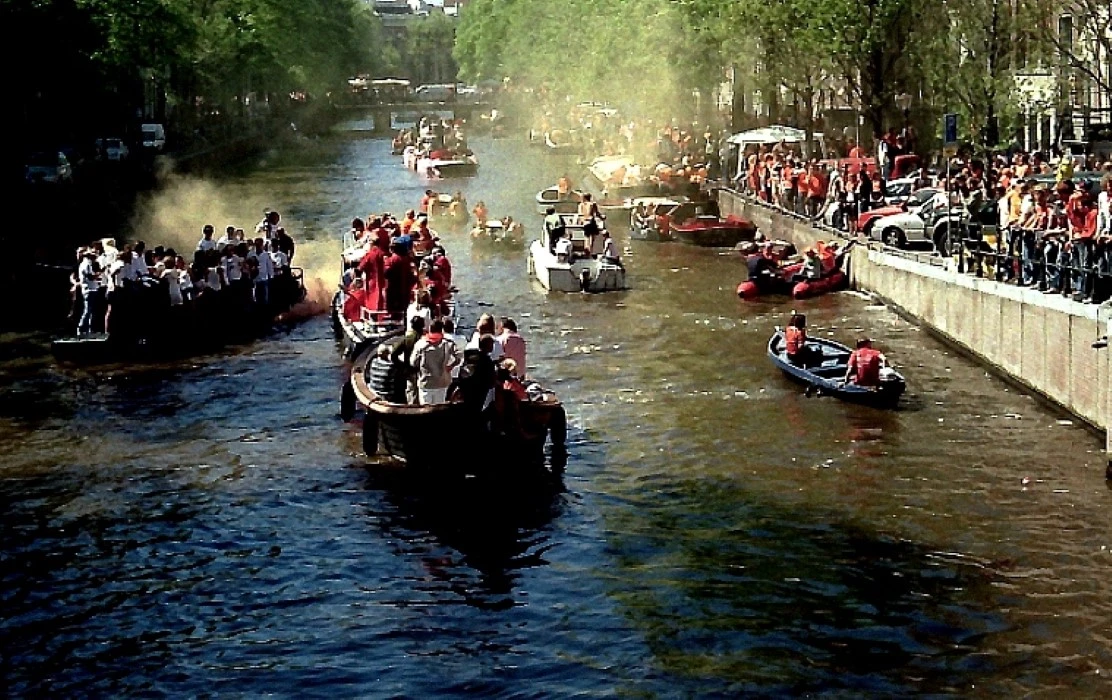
[176,257,194,302]
[251,237,275,306]
[159,253,182,302]
[77,252,101,335]
[216,225,237,247]
[466,313,504,361]
[197,225,217,254]
[222,248,242,284]
[554,233,573,262]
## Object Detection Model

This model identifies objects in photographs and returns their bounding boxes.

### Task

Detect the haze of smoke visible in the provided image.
[128,173,335,313]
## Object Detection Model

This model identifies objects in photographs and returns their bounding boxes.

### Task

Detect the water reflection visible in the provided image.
[361,468,567,609]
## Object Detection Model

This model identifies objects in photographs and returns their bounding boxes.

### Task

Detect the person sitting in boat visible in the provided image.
[844,337,886,388]
[599,230,623,269]
[410,319,461,405]
[472,201,489,223]
[814,240,837,273]
[554,231,574,263]
[784,313,819,367]
[544,207,565,252]
[557,175,573,197]
[801,249,823,281]
[746,243,780,292]
[502,216,523,241]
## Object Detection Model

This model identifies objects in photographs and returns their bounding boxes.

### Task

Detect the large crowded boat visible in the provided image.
[54,215,306,364]
[343,333,567,475]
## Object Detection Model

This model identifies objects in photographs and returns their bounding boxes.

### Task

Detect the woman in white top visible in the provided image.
[406,288,434,330]
[466,313,504,361]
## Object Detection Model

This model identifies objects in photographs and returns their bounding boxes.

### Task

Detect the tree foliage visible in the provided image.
[1,0,389,140]
[455,0,1067,149]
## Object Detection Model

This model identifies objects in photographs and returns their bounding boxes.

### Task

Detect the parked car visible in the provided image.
[859,187,939,237]
[96,138,130,161]
[24,151,74,185]
[873,194,997,254]
[140,123,166,151]
[872,196,962,250]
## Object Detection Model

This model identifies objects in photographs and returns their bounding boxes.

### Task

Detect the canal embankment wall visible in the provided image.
[717,189,1112,467]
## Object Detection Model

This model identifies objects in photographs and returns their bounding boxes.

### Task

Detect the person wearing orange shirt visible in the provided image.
[400,210,417,234]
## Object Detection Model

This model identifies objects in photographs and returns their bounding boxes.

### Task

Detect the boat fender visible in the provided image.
[340,380,357,421]
[362,412,379,455]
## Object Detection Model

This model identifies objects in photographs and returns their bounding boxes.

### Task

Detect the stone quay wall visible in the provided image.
[717,188,1112,468]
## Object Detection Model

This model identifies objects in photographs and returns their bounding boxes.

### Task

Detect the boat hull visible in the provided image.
[527,240,626,293]
[671,220,758,247]
[792,270,847,299]
[331,290,404,358]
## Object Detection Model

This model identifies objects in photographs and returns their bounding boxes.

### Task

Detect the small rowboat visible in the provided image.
[767,330,905,408]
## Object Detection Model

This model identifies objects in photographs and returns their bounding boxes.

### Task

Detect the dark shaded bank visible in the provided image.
[0,108,343,333]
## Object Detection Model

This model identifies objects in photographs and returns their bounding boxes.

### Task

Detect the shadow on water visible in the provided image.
[600,478,1012,696]
[359,463,569,610]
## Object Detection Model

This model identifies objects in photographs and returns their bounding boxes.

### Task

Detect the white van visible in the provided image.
[140,123,166,151]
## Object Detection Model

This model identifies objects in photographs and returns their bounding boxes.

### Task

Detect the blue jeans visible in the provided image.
[1021,231,1039,285]
[78,290,98,334]
[1072,239,1093,298]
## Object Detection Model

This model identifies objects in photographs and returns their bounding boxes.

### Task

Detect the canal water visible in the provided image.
[2,122,1111,696]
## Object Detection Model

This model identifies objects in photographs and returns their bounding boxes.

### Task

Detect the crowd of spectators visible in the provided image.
[730,136,1112,306]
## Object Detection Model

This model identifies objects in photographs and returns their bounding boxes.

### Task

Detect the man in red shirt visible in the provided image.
[1069,189,1098,301]
[844,338,885,387]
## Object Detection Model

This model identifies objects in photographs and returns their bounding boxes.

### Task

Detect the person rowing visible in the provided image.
[843,337,886,388]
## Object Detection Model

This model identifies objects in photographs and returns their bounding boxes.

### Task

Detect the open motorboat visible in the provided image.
[418,156,478,178]
[767,330,905,407]
[528,216,626,292]
[535,186,586,215]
